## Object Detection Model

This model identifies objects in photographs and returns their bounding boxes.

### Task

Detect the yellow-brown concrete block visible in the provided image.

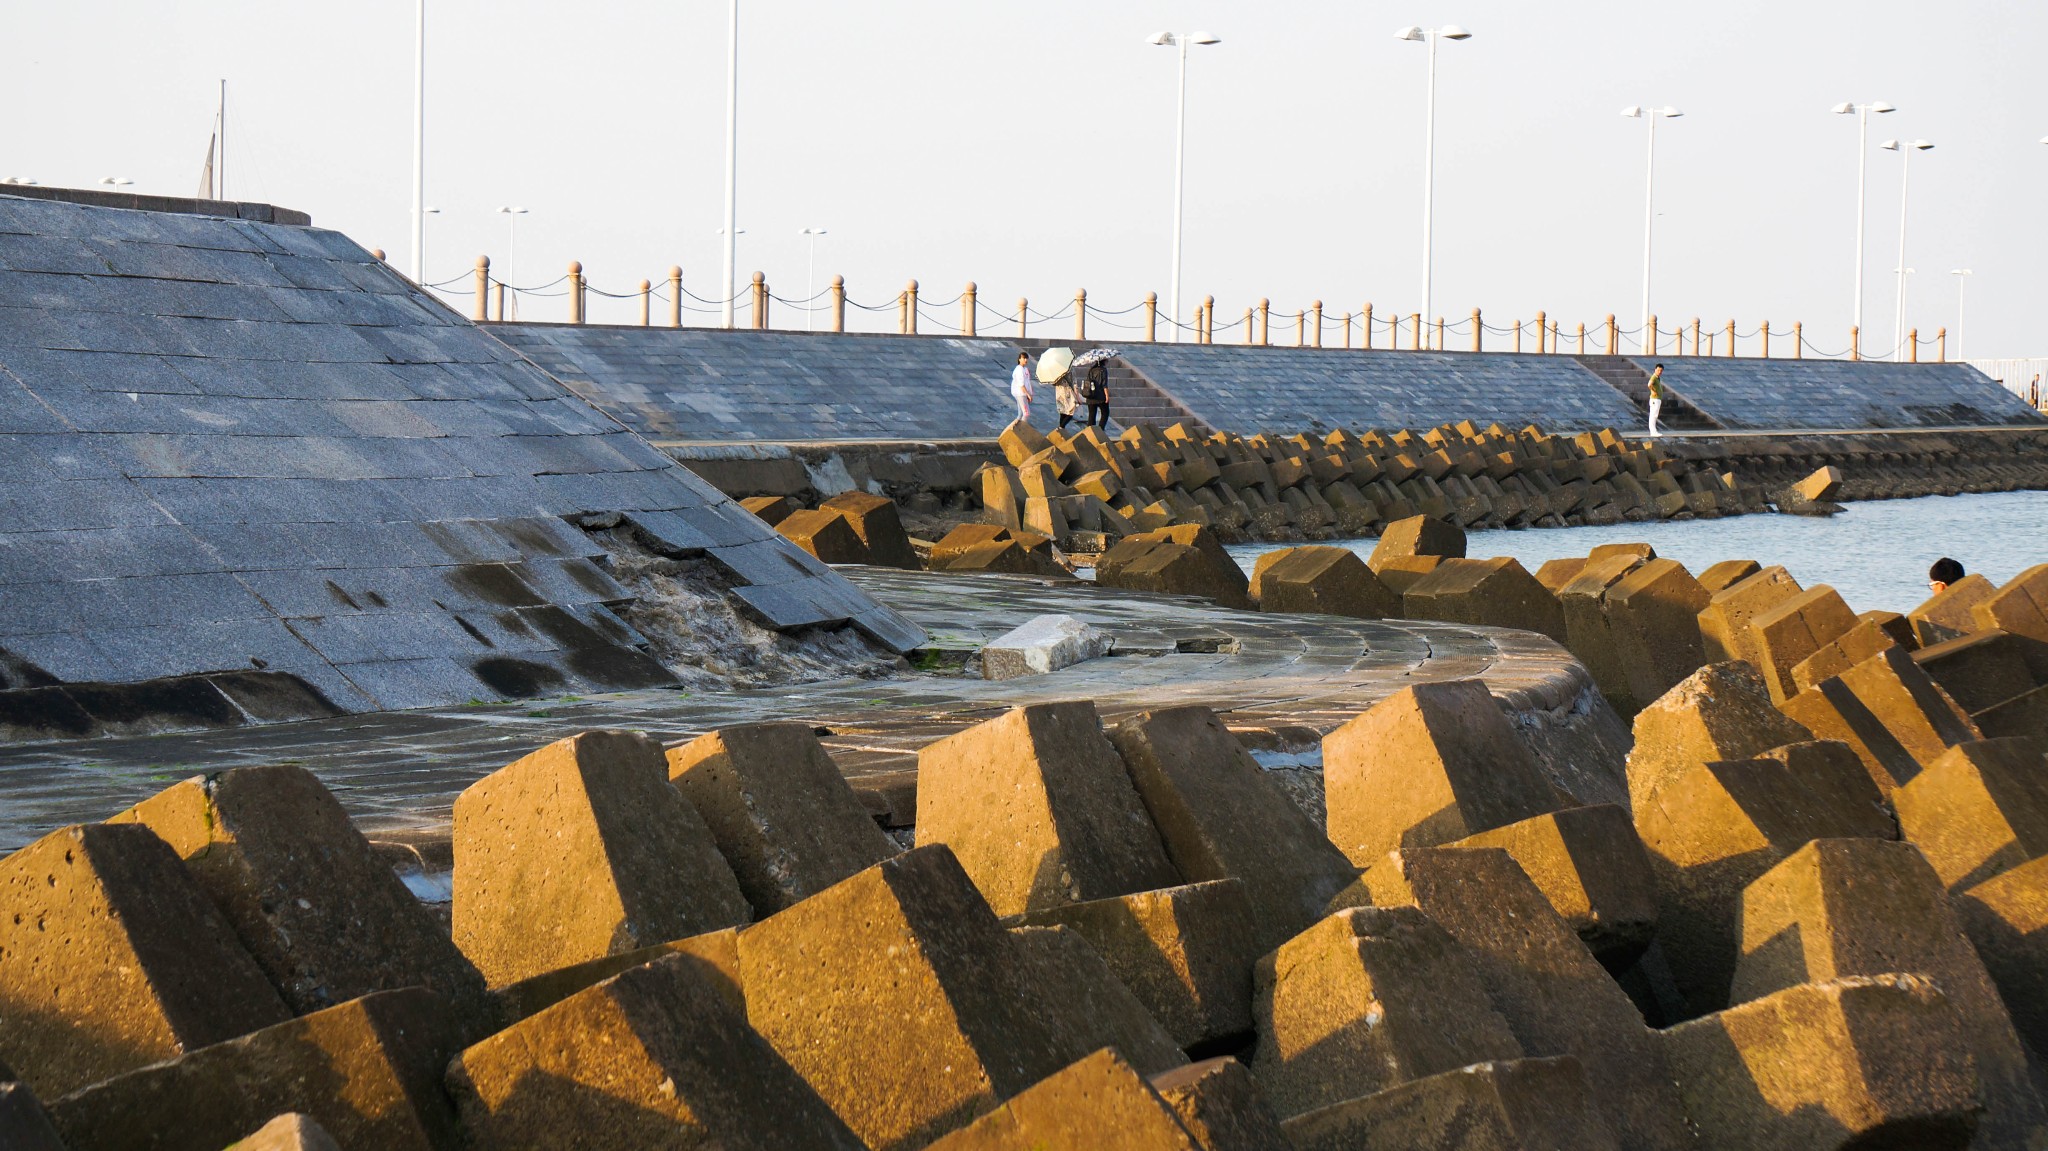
[1624,661,1814,806]
[1402,557,1566,643]
[1781,646,1983,797]
[921,1049,1204,1151]
[1895,738,2048,892]
[1367,515,1465,565]
[1149,1058,1291,1151]
[1454,804,1658,969]
[1697,564,1801,670]
[1955,854,2048,1065]
[819,490,919,569]
[492,927,741,1026]
[1281,1056,1620,1151]
[1910,573,1997,646]
[1248,546,1398,619]
[1752,585,1860,703]
[1006,926,1186,1078]
[775,507,869,564]
[1974,563,2048,643]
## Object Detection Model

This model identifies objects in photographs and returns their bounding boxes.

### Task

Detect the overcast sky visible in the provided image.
[6,1,2045,358]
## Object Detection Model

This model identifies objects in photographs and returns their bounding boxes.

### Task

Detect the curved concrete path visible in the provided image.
[0,569,1621,851]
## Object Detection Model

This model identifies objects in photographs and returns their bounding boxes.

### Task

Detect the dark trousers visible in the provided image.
[1088,401,1109,428]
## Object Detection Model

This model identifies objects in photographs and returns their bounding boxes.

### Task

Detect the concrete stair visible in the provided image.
[1574,355,1722,431]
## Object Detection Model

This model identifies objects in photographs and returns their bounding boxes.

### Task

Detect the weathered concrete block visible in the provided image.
[453,731,750,987]
[930,530,1068,578]
[735,846,1082,1151]
[666,722,899,915]
[1150,1058,1291,1151]
[1733,838,2047,1151]
[1280,1056,1620,1151]
[1402,557,1567,643]
[1791,465,1845,503]
[1781,646,1983,797]
[1365,847,1693,1151]
[1624,660,1814,806]
[739,494,797,526]
[1016,879,1259,1049]
[1534,556,1588,592]
[1895,738,2048,891]
[1697,564,1802,670]
[1556,554,1644,707]
[0,824,289,1097]
[1752,585,1860,703]
[819,490,920,569]
[999,420,1052,467]
[1323,680,1561,868]
[112,765,493,1033]
[1112,711,1339,926]
[47,990,457,1151]
[979,614,1113,680]
[1915,629,2040,714]
[1910,573,1996,646]
[1606,558,1713,711]
[450,953,864,1151]
[1658,975,1979,1151]
[1252,907,1521,1118]
[1454,805,1658,969]
[1698,558,1763,594]
[918,703,1181,917]
[1368,515,1465,564]
[1248,546,1398,619]
[1098,525,1251,609]
[1974,563,2048,643]
[1791,616,1903,695]
[0,1081,64,1151]
[1759,739,1899,840]
[775,507,869,564]
[1007,926,1186,1077]
[980,465,1026,531]
[921,1048,1204,1151]
[1955,854,2048,1065]
[227,1114,343,1151]
[493,927,741,1025]
[1370,553,1443,595]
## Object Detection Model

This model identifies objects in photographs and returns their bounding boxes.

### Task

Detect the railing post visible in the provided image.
[1289,310,1301,347]
[1202,295,1215,343]
[474,256,490,321]
[1794,321,1803,359]
[1362,303,1374,350]
[752,272,768,330]
[897,289,908,334]
[1343,313,1354,349]
[1761,320,1771,359]
[1470,308,1482,353]
[668,266,683,327]
[370,248,385,262]
[963,282,977,337]
[905,280,918,335]
[1535,310,1547,354]
[1017,298,1028,338]
[1850,325,1859,361]
[567,261,584,324]
[1576,323,1586,355]
[1910,328,1920,363]
[1142,292,1157,342]
[1258,298,1270,346]
[1646,315,1658,356]
[1075,288,1086,340]
[1434,316,1445,351]
[1604,314,1617,354]
[638,279,651,326]
[1725,319,1736,357]
[1690,317,1701,357]
[1312,301,1324,348]
[1412,314,1424,351]
[1513,320,1523,354]
[1938,327,1947,362]
[494,283,506,322]
[831,276,846,332]
[1242,307,1254,345]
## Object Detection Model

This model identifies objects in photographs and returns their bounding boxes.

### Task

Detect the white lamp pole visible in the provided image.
[497,207,527,320]
[1149,31,1220,344]
[1882,138,1934,360]
[800,228,828,331]
[1622,105,1682,353]
[720,0,740,329]
[1950,269,1971,361]
[411,0,426,283]
[1831,101,1894,336]
[1397,24,1471,346]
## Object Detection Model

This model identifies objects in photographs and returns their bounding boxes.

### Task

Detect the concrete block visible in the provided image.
[1624,660,1814,806]
[449,953,864,1151]
[979,614,1113,681]
[1324,680,1562,868]
[1895,738,2048,891]
[819,490,919,570]
[1534,556,1587,593]
[666,722,899,914]
[1252,907,1521,1118]
[1658,975,1979,1151]
[1605,558,1713,712]
[1111,706,1357,954]
[1955,854,2048,1066]
[1280,1057,1620,1151]
[775,508,868,564]
[980,465,1026,531]
[46,990,457,1151]
[1974,563,2048,643]
[1098,529,1251,609]
[1371,554,1442,595]
[1914,629,2040,713]
[1454,805,1658,969]
[739,494,796,526]
[1556,554,1645,708]
[112,765,495,1035]
[1752,585,1860,703]
[1698,559,1762,594]
[1367,515,1465,565]
[1247,545,1398,620]
[920,1049,1204,1151]
[0,824,289,1097]
[493,927,741,1025]
[1734,838,2047,1150]
[1909,573,1996,646]
[1791,617,1903,695]
[1781,646,1983,797]
[223,1114,343,1151]
[999,420,1052,467]
[1007,926,1187,1078]
[1149,1058,1291,1151]
[1791,465,1845,502]
[1401,556,1566,643]
[0,1082,64,1151]
[453,731,750,987]
[1977,682,2048,740]
[918,702,1181,917]
[1697,564,1802,671]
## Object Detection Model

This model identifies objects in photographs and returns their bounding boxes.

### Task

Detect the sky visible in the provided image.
[4,1,2045,358]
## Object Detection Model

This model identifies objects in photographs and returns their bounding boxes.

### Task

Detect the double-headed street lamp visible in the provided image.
[1149,30,1221,343]
[1831,101,1895,336]
[1882,137,1934,360]
[1397,24,1471,344]
[1622,105,1682,352]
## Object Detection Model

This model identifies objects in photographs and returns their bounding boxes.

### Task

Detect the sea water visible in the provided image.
[1227,490,2048,618]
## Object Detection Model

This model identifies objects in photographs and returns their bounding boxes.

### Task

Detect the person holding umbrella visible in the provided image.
[1083,357,1111,429]
[1009,351,1035,425]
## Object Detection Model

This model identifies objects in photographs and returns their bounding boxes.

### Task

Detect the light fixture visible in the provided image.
[2,178,36,186]
[1399,24,1475,344]
[99,177,133,187]
[1151,29,1225,342]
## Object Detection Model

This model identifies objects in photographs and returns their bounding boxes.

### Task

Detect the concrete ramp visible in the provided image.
[0,193,921,739]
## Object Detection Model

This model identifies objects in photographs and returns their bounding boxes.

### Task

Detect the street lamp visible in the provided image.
[1621,105,1682,353]
[412,0,426,284]
[1881,138,1934,360]
[1149,30,1221,344]
[799,228,828,331]
[1397,23,1471,345]
[1951,269,1972,361]
[99,177,133,188]
[4,178,38,186]
[1832,100,1895,336]
[497,206,527,317]
[720,0,740,329]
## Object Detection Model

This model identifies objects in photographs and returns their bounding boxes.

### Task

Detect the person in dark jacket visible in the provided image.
[1083,359,1110,430]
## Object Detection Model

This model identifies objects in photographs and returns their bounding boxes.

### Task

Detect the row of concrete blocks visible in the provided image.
[980,419,1759,548]
[1713,446,2048,505]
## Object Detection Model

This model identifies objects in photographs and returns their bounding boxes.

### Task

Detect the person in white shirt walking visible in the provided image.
[1009,352,1035,424]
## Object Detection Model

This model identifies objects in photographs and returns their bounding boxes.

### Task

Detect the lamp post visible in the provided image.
[1831,101,1894,336]
[1951,269,1972,361]
[497,206,527,318]
[1882,138,1934,360]
[1397,23,1471,346]
[1621,105,1682,353]
[411,0,426,284]
[800,228,827,331]
[99,177,133,188]
[720,0,740,329]
[1149,30,1221,344]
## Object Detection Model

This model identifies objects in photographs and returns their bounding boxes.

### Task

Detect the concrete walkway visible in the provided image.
[0,568,1609,852]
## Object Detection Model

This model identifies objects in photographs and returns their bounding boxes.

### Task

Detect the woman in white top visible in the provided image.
[1009,352,1035,424]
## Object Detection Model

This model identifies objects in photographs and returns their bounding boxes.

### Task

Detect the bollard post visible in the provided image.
[371,248,385,262]
[1724,319,1735,357]
[1535,310,1547,354]
[1795,321,1803,359]
[1075,289,1086,340]
[1646,315,1659,356]
[474,256,490,321]
[1690,317,1701,357]
[905,280,919,335]
[638,279,651,326]
[1203,295,1215,343]
[963,283,977,337]
[1143,292,1157,343]
[494,283,506,322]
[1343,313,1354,349]
[1513,320,1523,354]
[567,261,584,324]
[831,276,846,333]
[1295,310,1306,347]
[1605,314,1617,354]
[668,266,683,327]
[897,290,908,334]
[1254,298,1269,345]
[1938,327,1947,363]
[1243,307,1254,345]
[1018,298,1029,338]
[752,272,768,330]
[1413,314,1425,351]
[1312,301,1324,348]
[1910,328,1920,363]
[1362,303,1374,350]
[1576,323,1586,355]
[1761,320,1771,359]
[1471,308,1482,353]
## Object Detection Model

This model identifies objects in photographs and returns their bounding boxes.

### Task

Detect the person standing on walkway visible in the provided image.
[1083,358,1111,430]
[1053,367,1080,430]
[1646,362,1666,437]
[1009,352,1034,425]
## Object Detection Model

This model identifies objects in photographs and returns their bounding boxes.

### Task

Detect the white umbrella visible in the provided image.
[1035,346,1074,383]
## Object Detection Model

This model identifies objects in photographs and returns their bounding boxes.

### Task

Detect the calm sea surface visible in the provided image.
[1227,490,2048,618]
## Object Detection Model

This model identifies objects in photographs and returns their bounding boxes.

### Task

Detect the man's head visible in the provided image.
[1928,556,1965,594]
[1653,363,1665,372]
